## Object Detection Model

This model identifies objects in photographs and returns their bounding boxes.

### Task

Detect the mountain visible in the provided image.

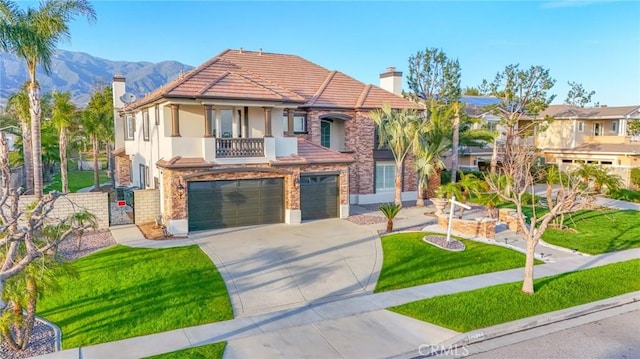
[0,49,194,106]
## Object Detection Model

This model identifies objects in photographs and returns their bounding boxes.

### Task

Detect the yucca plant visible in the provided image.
[379,203,402,233]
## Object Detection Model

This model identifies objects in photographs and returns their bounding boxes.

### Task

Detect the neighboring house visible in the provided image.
[112,49,417,235]
[535,104,640,187]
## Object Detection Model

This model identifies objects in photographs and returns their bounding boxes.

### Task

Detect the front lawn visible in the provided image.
[44,168,110,193]
[375,232,539,293]
[542,210,640,254]
[390,259,640,332]
[39,245,233,349]
[146,342,226,359]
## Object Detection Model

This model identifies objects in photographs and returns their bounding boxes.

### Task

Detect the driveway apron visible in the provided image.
[191,219,382,317]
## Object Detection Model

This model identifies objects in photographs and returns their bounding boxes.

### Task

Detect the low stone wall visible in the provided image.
[437,213,496,239]
[19,192,109,228]
[134,189,160,224]
[498,208,523,234]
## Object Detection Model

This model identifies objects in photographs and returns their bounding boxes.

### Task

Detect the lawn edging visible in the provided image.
[431,291,640,355]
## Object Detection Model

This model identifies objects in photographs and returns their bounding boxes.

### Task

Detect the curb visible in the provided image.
[432,291,640,354]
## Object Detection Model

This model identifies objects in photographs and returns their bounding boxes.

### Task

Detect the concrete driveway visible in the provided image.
[190,219,382,317]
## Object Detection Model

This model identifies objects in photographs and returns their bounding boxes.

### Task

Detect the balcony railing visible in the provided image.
[215,138,264,158]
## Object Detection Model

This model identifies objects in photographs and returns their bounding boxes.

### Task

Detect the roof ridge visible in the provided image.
[356,84,373,108]
[233,65,306,101]
[308,71,337,106]
[197,71,231,96]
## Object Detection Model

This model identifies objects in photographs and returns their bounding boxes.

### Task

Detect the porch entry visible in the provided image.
[108,187,135,226]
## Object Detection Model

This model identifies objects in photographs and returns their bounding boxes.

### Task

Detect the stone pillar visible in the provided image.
[170,104,180,137]
[287,109,294,136]
[263,107,273,137]
[203,105,213,137]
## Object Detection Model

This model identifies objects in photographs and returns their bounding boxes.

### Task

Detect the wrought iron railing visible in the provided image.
[215,138,264,158]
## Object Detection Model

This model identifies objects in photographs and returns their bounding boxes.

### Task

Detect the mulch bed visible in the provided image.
[347,215,387,225]
[423,234,466,251]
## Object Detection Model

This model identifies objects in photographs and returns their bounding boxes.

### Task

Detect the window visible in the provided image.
[593,122,602,136]
[612,121,618,133]
[375,162,395,191]
[283,113,307,133]
[154,105,160,126]
[125,115,135,140]
[143,110,150,141]
[487,121,498,132]
[321,120,331,148]
[577,121,584,133]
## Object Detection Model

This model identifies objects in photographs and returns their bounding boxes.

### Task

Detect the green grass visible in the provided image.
[44,169,110,193]
[542,210,640,254]
[390,259,640,332]
[375,232,541,293]
[38,245,233,349]
[145,342,226,359]
[609,188,640,203]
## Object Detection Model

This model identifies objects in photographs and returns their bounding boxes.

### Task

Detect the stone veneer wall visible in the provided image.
[437,214,496,239]
[498,208,523,234]
[19,192,109,228]
[133,189,160,224]
[115,154,131,186]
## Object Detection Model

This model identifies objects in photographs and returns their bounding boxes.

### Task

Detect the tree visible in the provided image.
[486,64,556,173]
[371,104,421,205]
[484,139,592,294]
[0,0,96,198]
[0,130,95,325]
[406,47,463,182]
[379,203,401,233]
[6,86,33,194]
[565,81,596,108]
[627,119,640,136]
[51,91,76,193]
[81,85,113,191]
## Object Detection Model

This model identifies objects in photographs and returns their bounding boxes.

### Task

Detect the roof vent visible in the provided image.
[259,48,263,55]
[601,105,608,108]
[239,47,243,54]
[386,67,396,73]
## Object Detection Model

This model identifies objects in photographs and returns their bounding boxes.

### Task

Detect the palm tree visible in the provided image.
[0,0,96,198]
[51,91,76,193]
[371,104,421,205]
[379,203,401,232]
[82,85,113,191]
[6,85,33,194]
[450,101,463,183]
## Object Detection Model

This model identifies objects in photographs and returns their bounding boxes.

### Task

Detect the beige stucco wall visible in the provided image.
[537,119,576,149]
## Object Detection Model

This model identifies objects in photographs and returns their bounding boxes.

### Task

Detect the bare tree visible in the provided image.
[484,140,592,294]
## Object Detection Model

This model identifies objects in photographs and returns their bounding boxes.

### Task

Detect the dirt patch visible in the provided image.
[347,215,387,225]
[137,222,184,240]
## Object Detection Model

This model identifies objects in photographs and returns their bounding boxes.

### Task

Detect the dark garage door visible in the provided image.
[300,175,338,220]
[188,178,284,231]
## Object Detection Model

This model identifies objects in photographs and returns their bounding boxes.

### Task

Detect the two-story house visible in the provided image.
[535,104,640,186]
[112,49,417,235]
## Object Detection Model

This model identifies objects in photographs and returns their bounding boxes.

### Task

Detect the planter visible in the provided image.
[431,198,448,215]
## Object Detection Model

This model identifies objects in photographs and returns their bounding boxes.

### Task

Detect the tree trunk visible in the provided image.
[20,118,34,195]
[490,137,498,173]
[92,135,100,191]
[426,167,442,199]
[451,113,460,183]
[21,276,37,350]
[28,81,43,198]
[107,142,115,188]
[416,175,425,207]
[394,161,402,206]
[60,129,68,193]
[546,184,553,210]
[521,236,537,294]
[386,219,393,233]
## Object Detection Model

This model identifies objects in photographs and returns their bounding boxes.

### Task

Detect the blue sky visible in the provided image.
[51,1,640,106]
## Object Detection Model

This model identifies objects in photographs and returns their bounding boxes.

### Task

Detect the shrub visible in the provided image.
[379,203,402,232]
[631,168,640,190]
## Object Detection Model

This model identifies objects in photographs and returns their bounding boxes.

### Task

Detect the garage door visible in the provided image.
[188,178,284,231]
[300,175,338,220]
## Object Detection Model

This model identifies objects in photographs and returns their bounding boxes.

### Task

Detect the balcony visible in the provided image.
[582,135,639,145]
[215,138,264,158]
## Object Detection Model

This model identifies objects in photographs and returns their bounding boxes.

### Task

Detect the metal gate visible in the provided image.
[108,187,135,226]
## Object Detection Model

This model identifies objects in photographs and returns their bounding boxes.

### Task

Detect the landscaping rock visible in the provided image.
[0,319,56,359]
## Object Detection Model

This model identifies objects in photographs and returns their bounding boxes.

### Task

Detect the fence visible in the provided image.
[18,192,109,228]
[133,189,160,224]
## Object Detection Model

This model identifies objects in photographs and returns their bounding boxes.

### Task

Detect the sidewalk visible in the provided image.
[34,246,640,359]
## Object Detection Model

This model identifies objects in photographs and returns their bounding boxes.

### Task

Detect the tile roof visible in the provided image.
[126,49,417,110]
[544,143,640,155]
[539,105,640,119]
[274,138,354,165]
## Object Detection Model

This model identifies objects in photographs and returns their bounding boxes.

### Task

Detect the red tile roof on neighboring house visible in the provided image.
[126,49,417,111]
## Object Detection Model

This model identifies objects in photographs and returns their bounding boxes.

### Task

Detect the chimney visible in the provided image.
[379,67,402,96]
[112,74,126,109]
[600,105,608,108]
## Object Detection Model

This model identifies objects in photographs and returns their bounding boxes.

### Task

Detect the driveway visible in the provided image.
[190,219,382,317]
